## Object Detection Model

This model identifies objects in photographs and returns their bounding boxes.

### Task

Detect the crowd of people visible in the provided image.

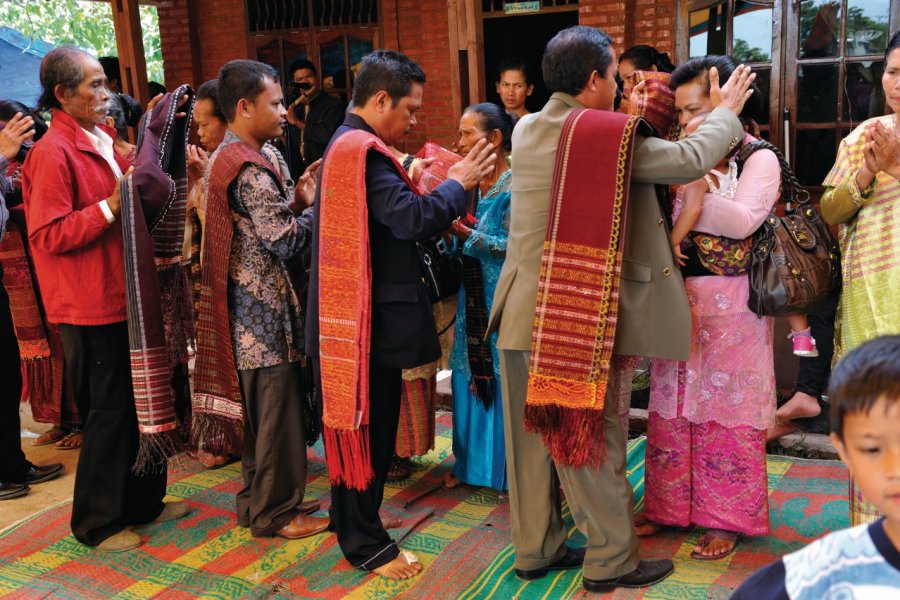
[2,21,900,595]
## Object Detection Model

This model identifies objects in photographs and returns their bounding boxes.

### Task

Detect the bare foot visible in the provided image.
[633,514,662,537]
[443,472,461,490]
[372,551,423,580]
[380,512,402,529]
[776,392,821,422]
[766,419,800,443]
[55,431,82,450]
[691,530,739,560]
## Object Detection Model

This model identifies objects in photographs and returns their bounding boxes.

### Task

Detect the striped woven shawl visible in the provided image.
[317,129,418,490]
[525,109,644,469]
[191,142,285,457]
[121,84,195,472]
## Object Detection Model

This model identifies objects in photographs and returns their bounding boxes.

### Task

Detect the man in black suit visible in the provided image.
[284,59,345,179]
[306,50,494,580]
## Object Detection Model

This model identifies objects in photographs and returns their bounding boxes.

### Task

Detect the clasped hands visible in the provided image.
[861,120,900,183]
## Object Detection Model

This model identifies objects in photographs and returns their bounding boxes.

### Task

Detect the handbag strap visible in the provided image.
[735,139,806,207]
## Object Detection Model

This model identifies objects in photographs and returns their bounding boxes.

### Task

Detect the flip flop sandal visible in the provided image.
[690,530,741,561]
[33,426,67,446]
[55,431,83,450]
[372,550,422,580]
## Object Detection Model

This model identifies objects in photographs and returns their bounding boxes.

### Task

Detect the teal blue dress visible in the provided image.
[449,169,511,491]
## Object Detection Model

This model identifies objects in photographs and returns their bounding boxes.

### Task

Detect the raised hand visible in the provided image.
[710,65,756,116]
[867,120,900,180]
[187,144,209,183]
[291,158,322,212]
[0,113,35,161]
[447,138,496,192]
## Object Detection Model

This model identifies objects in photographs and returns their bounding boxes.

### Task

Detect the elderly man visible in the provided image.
[284,59,344,177]
[306,49,495,580]
[487,26,754,593]
[22,47,187,552]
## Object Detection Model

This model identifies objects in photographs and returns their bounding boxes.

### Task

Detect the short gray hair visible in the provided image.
[38,46,92,112]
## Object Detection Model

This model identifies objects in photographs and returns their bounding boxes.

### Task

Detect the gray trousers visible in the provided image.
[237,360,308,536]
[499,349,639,580]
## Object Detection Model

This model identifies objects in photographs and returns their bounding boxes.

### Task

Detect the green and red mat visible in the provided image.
[0,415,849,598]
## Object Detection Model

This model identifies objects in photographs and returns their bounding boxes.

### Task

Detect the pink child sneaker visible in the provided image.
[789,330,819,357]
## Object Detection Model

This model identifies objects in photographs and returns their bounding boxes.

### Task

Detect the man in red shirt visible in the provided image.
[22,47,187,552]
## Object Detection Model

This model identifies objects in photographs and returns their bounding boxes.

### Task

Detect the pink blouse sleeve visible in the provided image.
[690,148,781,239]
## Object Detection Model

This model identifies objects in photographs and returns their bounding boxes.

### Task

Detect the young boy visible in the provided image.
[732,335,900,598]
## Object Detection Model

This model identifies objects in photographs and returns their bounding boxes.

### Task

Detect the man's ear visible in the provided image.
[526,84,534,97]
[54,83,72,105]
[373,90,390,113]
[236,97,253,119]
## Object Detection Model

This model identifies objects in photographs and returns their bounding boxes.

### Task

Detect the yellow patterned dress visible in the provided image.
[821,114,900,525]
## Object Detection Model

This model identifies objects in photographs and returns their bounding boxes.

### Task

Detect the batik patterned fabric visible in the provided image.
[525,109,643,469]
[644,365,769,536]
[121,85,195,470]
[822,115,900,525]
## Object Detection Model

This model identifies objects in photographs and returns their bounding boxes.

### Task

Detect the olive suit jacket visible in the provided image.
[487,93,743,360]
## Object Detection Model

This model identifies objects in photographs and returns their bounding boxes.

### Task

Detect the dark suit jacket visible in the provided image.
[286,90,345,178]
[306,114,466,369]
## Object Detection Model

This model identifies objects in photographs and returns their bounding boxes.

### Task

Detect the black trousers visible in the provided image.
[236,361,308,536]
[0,267,29,481]
[317,358,402,570]
[59,322,167,546]
[795,294,839,398]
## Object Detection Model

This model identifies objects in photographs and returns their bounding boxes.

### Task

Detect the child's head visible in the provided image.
[683,111,712,136]
[829,335,900,522]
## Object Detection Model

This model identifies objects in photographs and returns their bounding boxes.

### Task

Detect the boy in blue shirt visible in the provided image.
[733,335,900,598]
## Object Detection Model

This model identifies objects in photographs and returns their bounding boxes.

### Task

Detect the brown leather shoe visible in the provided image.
[274,514,330,540]
[298,498,321,515]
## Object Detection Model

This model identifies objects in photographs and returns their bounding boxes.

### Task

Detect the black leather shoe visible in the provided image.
[11,463,64,485]
[515,546,585,580]
[0,481,29,500]
[583,559,674,593]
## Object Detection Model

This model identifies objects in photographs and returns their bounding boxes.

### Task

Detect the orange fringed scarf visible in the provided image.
[317,129,418,490]
[525,109,644,469]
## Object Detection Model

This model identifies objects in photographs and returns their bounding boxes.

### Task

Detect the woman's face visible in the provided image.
[193,98,228,152]
[457,111,495,155]
[883,48,900,114]
[496,69,532,113]
[674,77,715,131]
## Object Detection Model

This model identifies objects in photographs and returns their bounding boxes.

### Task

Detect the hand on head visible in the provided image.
[446,138,496,192]
[710,64,756,116]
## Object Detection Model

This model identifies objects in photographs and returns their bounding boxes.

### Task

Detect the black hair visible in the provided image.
[289,59,317,78]
[542,26,614,96]
[148,81,168,98]
[619,45,676,73]
[196,79,226,122]
[351,50,426,108]
[217,60,279,123]
[464,102,513,153]
[669,55,762,118]
[98,56,120,84]
[37,46,91,112]
[887,31,900,60]
[106,93,142,138]
[829,335,900,441]
[496,58,532,86]
[0,100,48,142]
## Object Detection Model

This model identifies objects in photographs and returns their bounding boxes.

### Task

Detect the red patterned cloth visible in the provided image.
[525,109,644,469]
[628,71,678,140]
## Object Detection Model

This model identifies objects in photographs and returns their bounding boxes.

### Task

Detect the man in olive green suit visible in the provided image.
[486,27,755,593]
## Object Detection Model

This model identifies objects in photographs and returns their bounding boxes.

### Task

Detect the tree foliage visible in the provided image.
[0,0,164,84]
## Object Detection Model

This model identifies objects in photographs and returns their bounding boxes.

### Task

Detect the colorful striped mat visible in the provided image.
[0,414,848,599]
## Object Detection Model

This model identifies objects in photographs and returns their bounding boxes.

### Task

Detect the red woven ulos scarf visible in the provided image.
[525,109,643,469]
[317,129,419,490]
[191,142,285,457]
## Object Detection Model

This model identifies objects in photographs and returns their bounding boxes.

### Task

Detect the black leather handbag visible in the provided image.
[417,233,463,303]
[739,141,841,317]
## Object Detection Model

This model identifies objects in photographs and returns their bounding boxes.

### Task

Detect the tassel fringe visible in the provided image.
[323,425,374,491]
[190,413,244,458]
[133,430,183,475]
[524,404,607,469]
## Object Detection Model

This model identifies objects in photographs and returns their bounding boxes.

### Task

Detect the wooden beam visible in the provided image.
[111,0,149,105]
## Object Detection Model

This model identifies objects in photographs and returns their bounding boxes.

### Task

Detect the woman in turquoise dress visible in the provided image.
[444,103,513,493]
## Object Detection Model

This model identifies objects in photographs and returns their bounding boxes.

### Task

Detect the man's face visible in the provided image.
[247,77,287,141]
[193,98,228,152]
[292,68,318,95]
[60,55,110,130]
[381,82,423,147]
[496,69,532,112]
